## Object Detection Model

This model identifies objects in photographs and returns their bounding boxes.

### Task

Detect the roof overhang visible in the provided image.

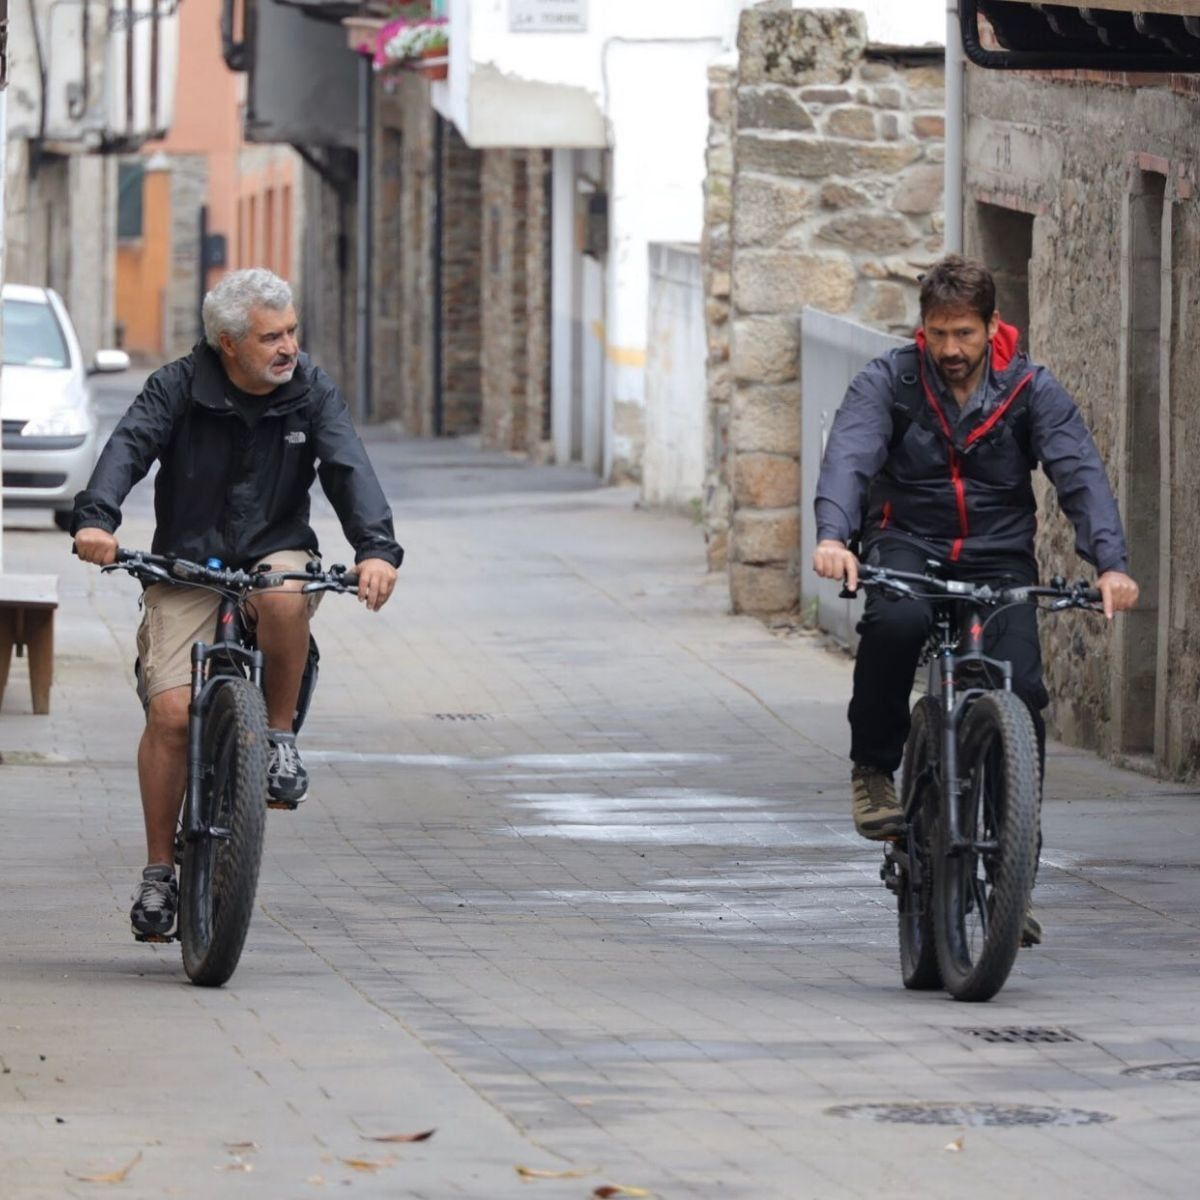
[964,0,1200,71]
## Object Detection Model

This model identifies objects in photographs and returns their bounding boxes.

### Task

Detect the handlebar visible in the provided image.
[101,548,360,595]
[842,563,1103,611]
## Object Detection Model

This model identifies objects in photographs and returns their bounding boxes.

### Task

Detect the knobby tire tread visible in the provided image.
[180,678,268,987]
[933,691,1039,1003]
[898,696,942,990]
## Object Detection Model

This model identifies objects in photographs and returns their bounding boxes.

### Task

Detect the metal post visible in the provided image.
[432,114,444,436]
[198,203,209,341]
[944,2,965,253]
[355,56,373,424]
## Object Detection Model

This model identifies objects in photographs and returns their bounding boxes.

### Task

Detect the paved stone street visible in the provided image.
[1,417,1198,1198]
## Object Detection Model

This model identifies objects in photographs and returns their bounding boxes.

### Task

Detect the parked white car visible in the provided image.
[1,284,129,531]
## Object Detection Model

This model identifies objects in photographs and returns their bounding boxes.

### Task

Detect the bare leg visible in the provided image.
[137,687,190,866]
[251,590,310,731]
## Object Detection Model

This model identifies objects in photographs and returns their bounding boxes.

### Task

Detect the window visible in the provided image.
[2,300,70,368]
[117,163,145,240]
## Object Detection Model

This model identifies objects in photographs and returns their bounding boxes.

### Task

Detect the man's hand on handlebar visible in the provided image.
[356,557,397,612]
[1096,570,1139,620]
[74,526,119,566]
[812,538,860,592]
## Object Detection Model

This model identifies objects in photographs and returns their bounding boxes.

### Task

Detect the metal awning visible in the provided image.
[964,0,1200,70]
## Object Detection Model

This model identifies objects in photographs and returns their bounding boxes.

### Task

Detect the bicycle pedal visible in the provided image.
[267,798,301,810]
[133,930,177,944]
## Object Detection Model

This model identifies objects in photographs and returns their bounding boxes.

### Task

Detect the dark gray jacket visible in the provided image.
[814,323,1128,574]
[72,343,403,569]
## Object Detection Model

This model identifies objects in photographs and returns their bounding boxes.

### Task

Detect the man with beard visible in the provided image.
[812,256,1137,939]
[72,268,402,939]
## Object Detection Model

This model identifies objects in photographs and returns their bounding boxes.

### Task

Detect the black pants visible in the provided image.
[849,540,1049,775]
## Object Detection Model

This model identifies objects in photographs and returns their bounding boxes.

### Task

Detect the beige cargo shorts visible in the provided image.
[135,549,323,703]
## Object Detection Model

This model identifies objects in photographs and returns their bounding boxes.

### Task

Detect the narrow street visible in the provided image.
[1,395,1198,1198]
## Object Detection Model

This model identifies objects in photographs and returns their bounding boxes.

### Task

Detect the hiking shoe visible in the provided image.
[1021,907,1043,948]
[131,865,178,939]
[851,765,903,840]
[268,730,308,808]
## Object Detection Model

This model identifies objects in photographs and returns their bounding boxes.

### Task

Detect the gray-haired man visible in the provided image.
[72,268,402,939]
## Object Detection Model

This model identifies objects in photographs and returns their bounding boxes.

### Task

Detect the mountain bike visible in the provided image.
[852,563,1102,1002]
[103,549,358,986]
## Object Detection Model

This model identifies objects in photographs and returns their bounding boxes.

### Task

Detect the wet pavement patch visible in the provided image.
[1122,1062,1200,1081]
[957,1026,1083,1045]
[825,1102,1115,1127]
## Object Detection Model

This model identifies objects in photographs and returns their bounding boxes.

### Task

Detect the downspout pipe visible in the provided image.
[944,2,964,254]
[959,0,1200,72]
[355,54,373,424]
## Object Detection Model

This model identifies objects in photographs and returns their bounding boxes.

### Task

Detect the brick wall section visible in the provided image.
[440,125,484,435]
[719,7,944,616]
[702,64,735,572]
[481,149,551,454]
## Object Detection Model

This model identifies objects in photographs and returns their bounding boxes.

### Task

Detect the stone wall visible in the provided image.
[708,6,945,615]
[964,68,1200,776]
[164,156,209,360]
[701,64,735,571]
[480,148,551,455]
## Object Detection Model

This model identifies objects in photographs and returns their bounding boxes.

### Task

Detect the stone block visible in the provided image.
[730,562,798,614]
[730,382,802,452]
[709,85,732,125]
[738,8,867,87]
[892,163,943,215]
[733,175,812,246]
[868,85,905,109]
[705,297,729,326]
[733,508,801,564]
[800,86,854,104]
[913,114,945,139]
[859,62,894,82]
[733,452,800,508]
[817,213,917,254]
[732,320,800,387]
[737,85,815,132]
[731,250,855,314]
[711,270,731,298]
[826,106,877,141]
[863,281,910,327]
[880,113,901,141]
[736,132,919,180]
[820,181,869,209]
[903,66,944,91]
[709,141,734,176]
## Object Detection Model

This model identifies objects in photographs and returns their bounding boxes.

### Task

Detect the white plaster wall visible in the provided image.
[643,243,707,508]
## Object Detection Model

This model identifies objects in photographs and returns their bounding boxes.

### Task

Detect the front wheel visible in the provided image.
[933,691,1039,1002]
[179,678,269,986]
[897,696,942,990]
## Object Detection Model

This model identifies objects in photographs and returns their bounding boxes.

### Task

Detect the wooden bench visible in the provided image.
[0,574,59,715]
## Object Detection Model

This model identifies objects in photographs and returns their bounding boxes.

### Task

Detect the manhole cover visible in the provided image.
[1122,1062,1200,1081]
[825,1102,1114,1127]
[958,1026,1082,1045]
[432,713,494,722]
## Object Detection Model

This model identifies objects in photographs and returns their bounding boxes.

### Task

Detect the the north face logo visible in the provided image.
[285,431,307,445]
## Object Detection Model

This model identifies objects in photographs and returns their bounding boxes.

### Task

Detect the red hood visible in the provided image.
[915,320,1021,372]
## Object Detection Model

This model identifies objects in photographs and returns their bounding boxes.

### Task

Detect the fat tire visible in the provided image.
[898,696,943,990]
[933,691,1039,1002]
[179,678,268,987]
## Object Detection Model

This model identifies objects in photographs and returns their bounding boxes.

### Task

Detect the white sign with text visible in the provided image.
[510,0,587,34]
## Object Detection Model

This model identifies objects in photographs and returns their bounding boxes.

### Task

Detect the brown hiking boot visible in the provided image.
[850,765,903,840]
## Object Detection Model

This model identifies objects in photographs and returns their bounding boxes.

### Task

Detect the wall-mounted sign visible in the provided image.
[510,0,587,34]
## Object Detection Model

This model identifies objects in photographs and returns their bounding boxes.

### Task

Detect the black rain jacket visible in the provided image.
[71,343,404,569]
[814,321,1128,574]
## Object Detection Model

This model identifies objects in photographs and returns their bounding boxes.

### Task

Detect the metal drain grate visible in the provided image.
[432,712,494,722]
[1122,1061,1200,1081]
[957,1026,1082,1045]
[826,1102,1114,1127]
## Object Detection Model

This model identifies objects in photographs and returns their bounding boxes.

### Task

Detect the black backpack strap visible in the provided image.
[889,344,923,452]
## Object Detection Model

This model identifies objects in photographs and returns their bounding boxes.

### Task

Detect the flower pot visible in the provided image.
[414,45,448,81]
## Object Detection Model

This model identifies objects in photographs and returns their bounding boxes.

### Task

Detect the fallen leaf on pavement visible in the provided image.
[593,1187,652,1198]
[216,1161,254,1172]
[362,1128,436,1143]
[944,1135,965,1153]
[306,1176,326,1186]
[515,1164,591,1179]
[70,1151,143,1183]
[225,1141,259,1153]
[341,1156,397,1173]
